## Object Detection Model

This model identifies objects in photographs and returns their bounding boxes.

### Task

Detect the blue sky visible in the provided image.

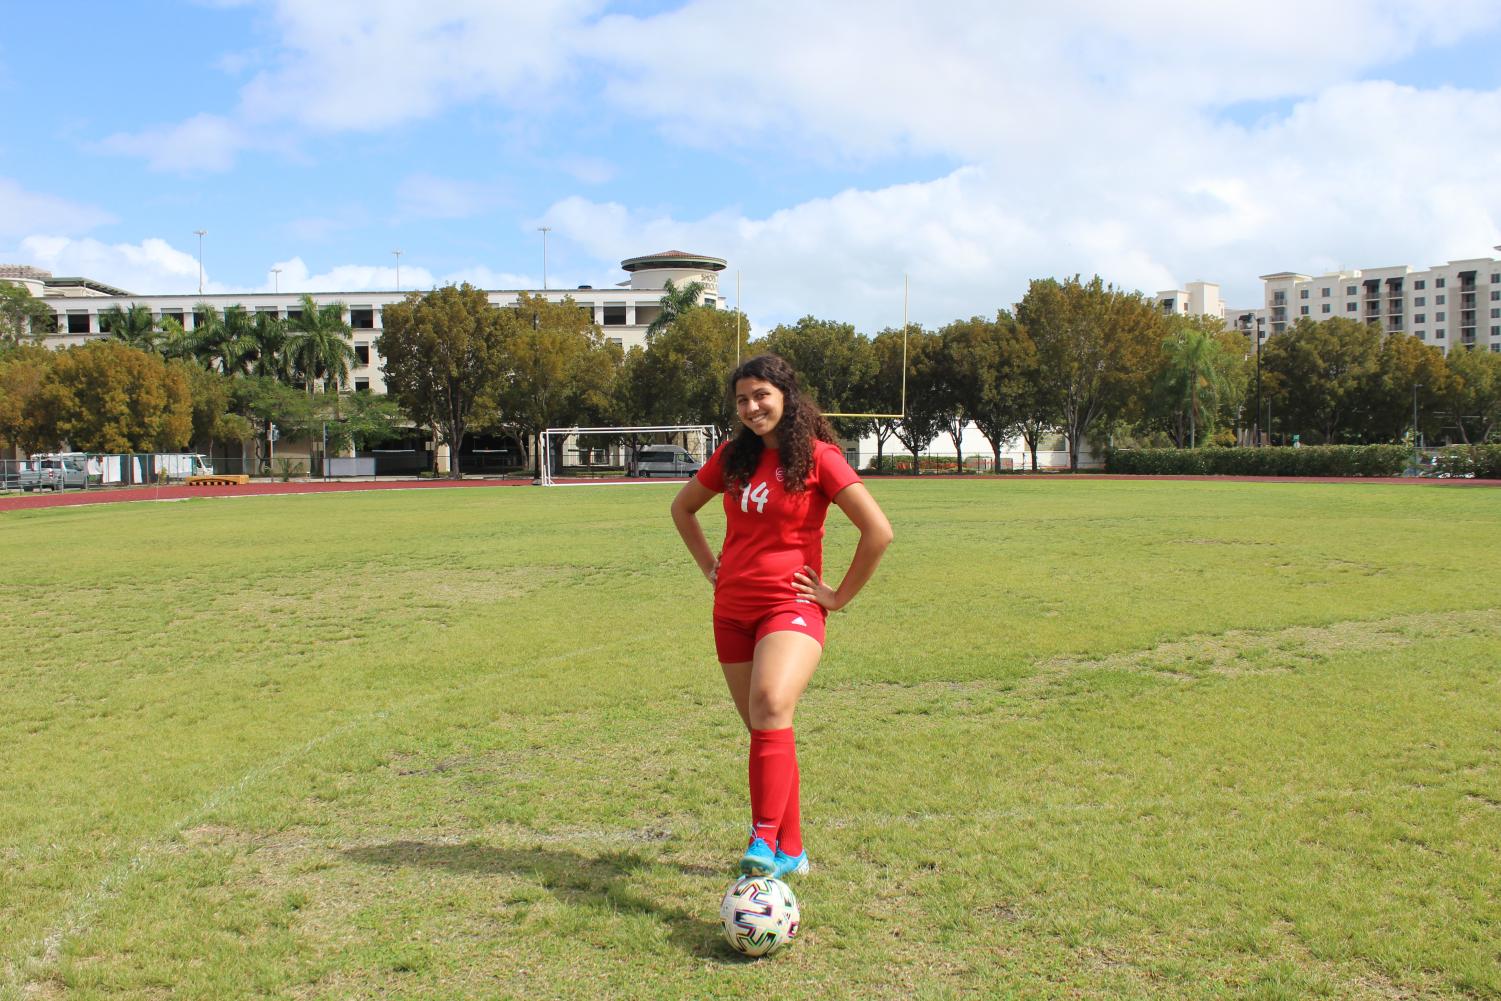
[3,1,1500,333]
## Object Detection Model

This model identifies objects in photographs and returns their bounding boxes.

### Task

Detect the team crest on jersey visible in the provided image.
[775,467,784,482]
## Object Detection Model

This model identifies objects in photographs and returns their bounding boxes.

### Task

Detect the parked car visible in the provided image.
[629,445,702,478]
[19,454,89,492]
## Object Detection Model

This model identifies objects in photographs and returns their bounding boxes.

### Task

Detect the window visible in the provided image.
[1491,291,1500,300]
[1321,304,1331,314]
[1300,305,1310,315]
[1435,330,1445,338]
[286,309,302,321]
[1493,308,1501,318]
[1345,303,1357,312]
[1415,314,1426,324]
[66,312,90,334]
[354,344,370,366]
[1414,279,1426,290]
[1436,294,1446,304]
[354,378,370,392]
[1437,312,1446,321]
[1492,344,1500,353]
[192,311,208,329]
[1273,291,1286,304]
[1415,296,1425,306]
[1346,285,1357,295]
[606,336,623,349]
[160,310,184,327]
[1321,287,1331,297]
[1300,288,1309,299]
[1493,325,1501,336]
[256,306,279,317]
[350,307,374,329]
[602,305,627,326]
[1436,277,1446,287]
[1416,331,1425,340]
[1491,273,1500,283]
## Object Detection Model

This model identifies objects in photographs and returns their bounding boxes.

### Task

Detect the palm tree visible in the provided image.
[646,279,706,338]
[1161,326,1231,448]
[188,302,223,371]
[99,304,160,352]
[286,294,356,392]
[251,310,292,382]
[158,316,198,362]
[216,305,260,376]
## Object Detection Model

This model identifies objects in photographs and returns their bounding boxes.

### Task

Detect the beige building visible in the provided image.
[22,250,729,393]
[1256,246,1501,354]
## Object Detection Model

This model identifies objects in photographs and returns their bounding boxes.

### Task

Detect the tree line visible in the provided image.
[3,275,1498,474]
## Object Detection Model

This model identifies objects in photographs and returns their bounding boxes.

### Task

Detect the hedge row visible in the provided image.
[1106,445,1411,477]
[1433,445,1501,479]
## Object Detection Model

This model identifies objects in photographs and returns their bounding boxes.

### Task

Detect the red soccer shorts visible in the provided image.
[712,602,826,664]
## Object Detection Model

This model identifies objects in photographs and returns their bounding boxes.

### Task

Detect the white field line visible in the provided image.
[5,639,624,997]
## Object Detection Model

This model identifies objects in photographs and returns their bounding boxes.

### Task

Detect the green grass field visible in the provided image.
[2,480,1499,1000]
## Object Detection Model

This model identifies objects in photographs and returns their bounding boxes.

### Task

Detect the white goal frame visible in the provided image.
[538,424,718,486]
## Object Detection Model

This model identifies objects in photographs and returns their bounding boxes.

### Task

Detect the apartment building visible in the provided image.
[1256,246,1501,354]
[26,250,730,392]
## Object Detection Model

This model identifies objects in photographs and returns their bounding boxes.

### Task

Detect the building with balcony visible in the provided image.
[1256,246,1501,353]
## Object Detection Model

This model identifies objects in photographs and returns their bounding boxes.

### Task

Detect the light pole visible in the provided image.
[537,226,551,290]
[1412,383,1423,449]
[1254,317,1263,446]
[194,230,207,294]
[270,267,281,293]
[392,249,402,292]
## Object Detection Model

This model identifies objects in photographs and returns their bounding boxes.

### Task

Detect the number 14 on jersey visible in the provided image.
[740,480,771,514]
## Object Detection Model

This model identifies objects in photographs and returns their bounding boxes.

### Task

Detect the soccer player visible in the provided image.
[671,353,894,879]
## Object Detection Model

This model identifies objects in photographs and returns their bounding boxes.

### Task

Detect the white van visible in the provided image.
[630,445,702,478]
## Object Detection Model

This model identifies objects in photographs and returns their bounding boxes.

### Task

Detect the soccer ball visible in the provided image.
[720,876,800,957]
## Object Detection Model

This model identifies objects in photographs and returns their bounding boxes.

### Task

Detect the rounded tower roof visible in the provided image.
[619,250,727,273]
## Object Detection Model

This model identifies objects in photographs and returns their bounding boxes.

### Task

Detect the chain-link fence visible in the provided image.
[1,448,439,492]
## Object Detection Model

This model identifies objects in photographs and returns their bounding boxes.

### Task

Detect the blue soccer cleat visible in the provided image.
[771,848,809,879]
[739,834,776,876]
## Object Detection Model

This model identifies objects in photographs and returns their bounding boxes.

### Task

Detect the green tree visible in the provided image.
[755,316,878,441]
[497,292,622,475]
[0,282,53,347]
[1353,332,1449,444]
[379,284,508,480]
[31,340,192,452]
[322,390,404,454]
[99,304,161,353]
[0,345,54,452]
[1439,345,1501,444]
[176,362,253,455]
[214,305,261,376]
[635,305,743,436]
[158,316,198,364]
[1018,275,1165,469]
[866,328,910,471]
[940,311,1038,471]
[1152,318,1238,448]
[1260,317,1381,443]
[646,278,707,338]
[230,376,316,472]
[251,310,292,382]
[287,294,356,392]
[887,326,946,474]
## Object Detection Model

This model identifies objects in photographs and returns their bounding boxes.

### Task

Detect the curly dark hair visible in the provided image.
[722,353,837,493]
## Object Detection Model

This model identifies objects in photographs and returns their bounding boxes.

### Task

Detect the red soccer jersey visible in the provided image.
[697,439,862,615]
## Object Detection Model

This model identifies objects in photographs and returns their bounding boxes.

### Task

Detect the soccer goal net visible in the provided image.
[538,424,718,486]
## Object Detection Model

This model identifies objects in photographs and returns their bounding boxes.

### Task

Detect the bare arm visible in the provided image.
[793,482,893,611]
[670,477,721,584]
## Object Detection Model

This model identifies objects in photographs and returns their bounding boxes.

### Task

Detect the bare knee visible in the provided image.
[748,688,798,729]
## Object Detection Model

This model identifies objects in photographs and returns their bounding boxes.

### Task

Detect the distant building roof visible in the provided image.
[619,251,727,273]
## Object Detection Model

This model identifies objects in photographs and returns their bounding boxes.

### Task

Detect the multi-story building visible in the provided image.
[1256,246,1501,353]
[1155,280,1226,321]
[23,250,730,393]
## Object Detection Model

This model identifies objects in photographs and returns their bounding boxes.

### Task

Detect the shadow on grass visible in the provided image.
[342,840,755,963]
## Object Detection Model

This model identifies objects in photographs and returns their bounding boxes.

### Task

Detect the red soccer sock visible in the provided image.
[778,747,803,857]
[748,727,796,848]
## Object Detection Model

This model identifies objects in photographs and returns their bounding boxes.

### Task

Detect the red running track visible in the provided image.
[2,473,1496,513]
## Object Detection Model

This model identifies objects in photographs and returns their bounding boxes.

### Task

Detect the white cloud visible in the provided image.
[12,235,206,294]
[0,179,115,238]
[97,114,250,173]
